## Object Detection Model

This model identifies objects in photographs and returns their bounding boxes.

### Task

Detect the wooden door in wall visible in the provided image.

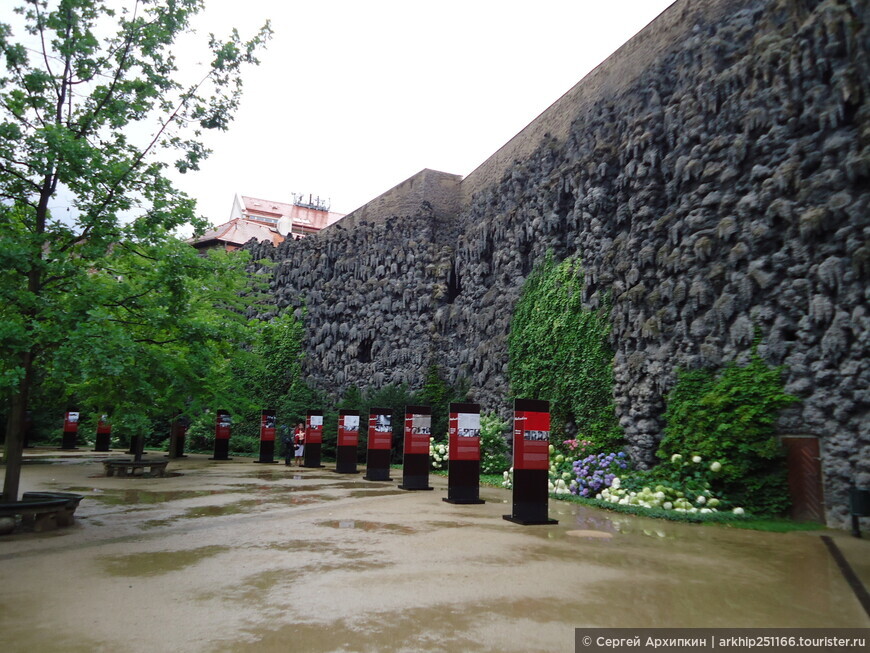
[781,435,825,523]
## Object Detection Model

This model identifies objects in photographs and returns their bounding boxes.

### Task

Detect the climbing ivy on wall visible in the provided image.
[508,254,621,450]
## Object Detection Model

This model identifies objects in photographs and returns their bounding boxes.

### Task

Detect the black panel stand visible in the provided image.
[364,449,392,481]
[398,453,433,490]
[503,469,557,525]
[60,431,78,450]
[254,439,278,464]
[93,433,112,452]
[303,442,324,468]
[334,445,359,474]
[210,438,232,460]
[443,459,484,504]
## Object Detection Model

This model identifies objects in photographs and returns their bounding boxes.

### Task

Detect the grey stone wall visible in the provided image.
[248,208,448,391]
[250,0,869,526]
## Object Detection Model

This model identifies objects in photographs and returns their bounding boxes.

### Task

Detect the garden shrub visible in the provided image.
[657,354,799,516]
[480,412,510,474]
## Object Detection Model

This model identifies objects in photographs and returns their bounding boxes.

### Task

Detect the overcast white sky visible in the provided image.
[102,1,676,228]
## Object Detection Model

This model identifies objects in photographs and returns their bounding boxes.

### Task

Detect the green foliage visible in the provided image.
[657,355,800,516]
[480,412,510,474]
[0,0,271,497]
[418,363,470,441]
[508,253,621,450]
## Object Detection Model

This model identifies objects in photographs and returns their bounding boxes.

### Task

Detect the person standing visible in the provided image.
[293,422,305,466]
[280,424,293,466]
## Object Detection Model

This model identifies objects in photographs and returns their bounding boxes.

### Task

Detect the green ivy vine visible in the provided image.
[507,253,621,450]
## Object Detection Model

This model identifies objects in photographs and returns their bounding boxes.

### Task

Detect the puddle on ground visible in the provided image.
[347,489,405,498]
[228,483,361,494]
[180,500,278,518]
[67,488,214,505]
[318,520,416,535]
[566,530,614,539]
[425,520,470,529]
[103,545,230,577]
[21,457,95,465]
[218,600,545,653]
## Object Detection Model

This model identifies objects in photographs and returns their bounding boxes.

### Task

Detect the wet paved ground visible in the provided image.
[1,450,868,652]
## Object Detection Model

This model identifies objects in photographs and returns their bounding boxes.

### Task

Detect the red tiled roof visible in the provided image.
[190,218,282,248]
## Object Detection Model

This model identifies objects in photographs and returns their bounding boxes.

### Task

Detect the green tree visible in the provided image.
[57,240,263,458]
[418,363,470,441]
[0,0,271,501]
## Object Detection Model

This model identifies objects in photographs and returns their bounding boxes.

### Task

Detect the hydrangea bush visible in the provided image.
[429,439,448,470]
[569,451,628,497]
[542,444,748,517]
[480,413,511,474]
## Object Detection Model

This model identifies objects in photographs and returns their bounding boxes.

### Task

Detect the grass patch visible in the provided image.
[551,493,828,532]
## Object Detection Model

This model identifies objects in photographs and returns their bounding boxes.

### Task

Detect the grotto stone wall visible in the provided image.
[249,0,869,526]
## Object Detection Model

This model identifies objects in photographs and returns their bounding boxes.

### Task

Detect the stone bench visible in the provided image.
[0,492,84,534]
[103,458,169,478]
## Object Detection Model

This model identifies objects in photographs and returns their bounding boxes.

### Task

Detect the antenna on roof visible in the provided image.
[291,192,330,212]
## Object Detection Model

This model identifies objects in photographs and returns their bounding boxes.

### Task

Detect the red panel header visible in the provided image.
[512,399,550,470]
[448,402,481,461]
[63,411,80,433]
[368,408,392,450]
[215,410,231,440]
[306,410,324,444]
[96,415,111,434]
[338,410,360,447]
[403,405,431,455]
[260,410,276,442]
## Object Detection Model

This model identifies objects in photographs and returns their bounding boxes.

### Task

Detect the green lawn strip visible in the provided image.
[550,493,828,532]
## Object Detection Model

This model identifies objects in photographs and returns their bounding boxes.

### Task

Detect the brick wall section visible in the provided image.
[334,169,462,232]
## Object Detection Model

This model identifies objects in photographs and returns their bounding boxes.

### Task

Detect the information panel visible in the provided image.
[512,402,550,470]
[338,411,360,447]
[260,410,277,442]
[306,411,324,444]
[368,410,393,450]
[63,412,80,433]
[444,402,485,505]
[215,411,231,440]
[449,406,481,462]
[403,406,431,455]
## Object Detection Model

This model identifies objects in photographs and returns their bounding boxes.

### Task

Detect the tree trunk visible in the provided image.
[2,353,33,503]
[133,435,144,463]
